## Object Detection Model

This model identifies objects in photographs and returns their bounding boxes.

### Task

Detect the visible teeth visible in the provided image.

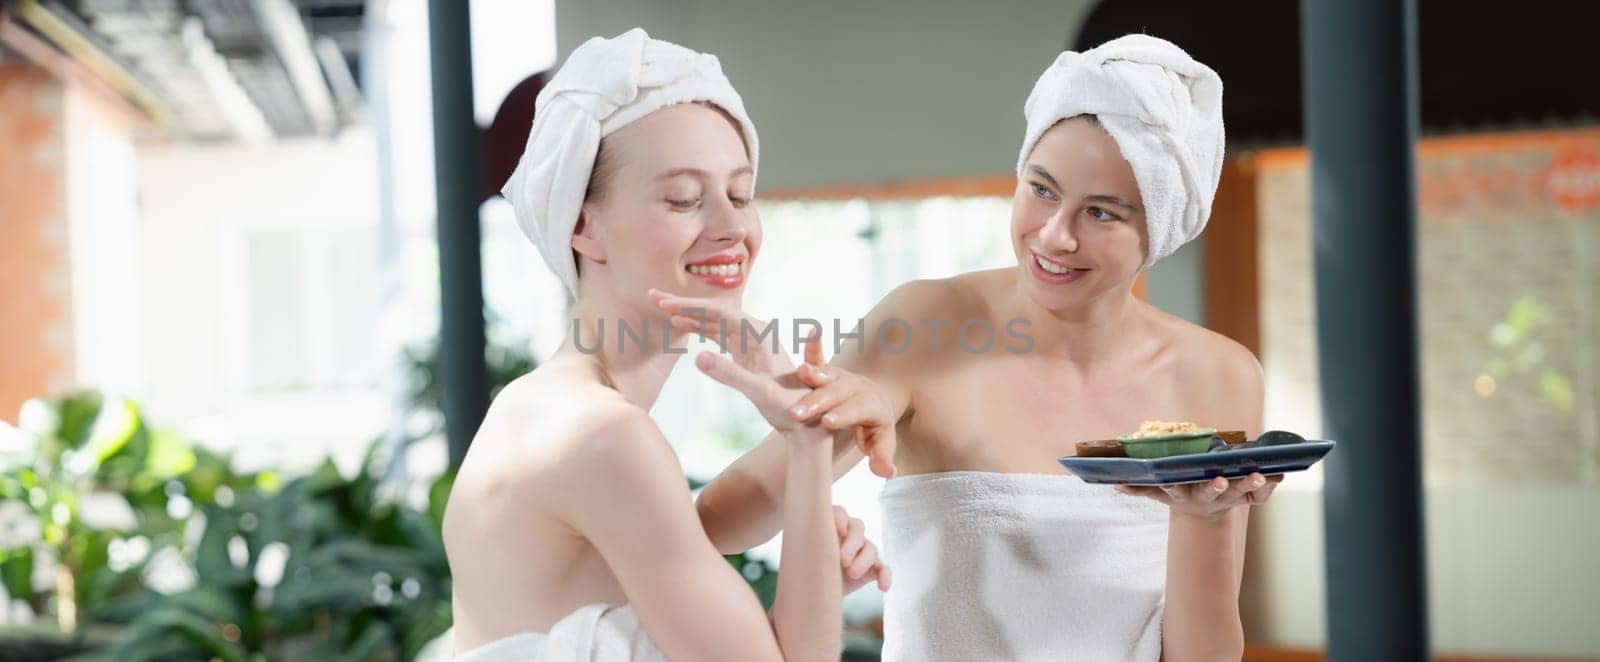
[1036,255,1071,275]
[688,263,741,277]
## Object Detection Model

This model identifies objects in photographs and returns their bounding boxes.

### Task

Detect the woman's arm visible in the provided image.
[1119,345,1280,661]
[768,422,845,658]
[653,285,931,553]
[1156,498,1258,661]
[696,429,856,554]
[557,409,842,661]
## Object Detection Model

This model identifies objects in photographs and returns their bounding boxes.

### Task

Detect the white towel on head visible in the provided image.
[1017,34,1225,266]
[879,471,1169,661]
[500,27,760,295]
[453,603,665,662]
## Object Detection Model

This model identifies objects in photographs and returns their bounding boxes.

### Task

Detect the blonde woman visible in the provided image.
[445,29,886,661]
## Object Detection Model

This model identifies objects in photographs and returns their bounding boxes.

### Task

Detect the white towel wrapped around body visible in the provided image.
[500,27,760,295]
[1017,34,1225,267]
[880,471,1169,661]
[453,603,664,662]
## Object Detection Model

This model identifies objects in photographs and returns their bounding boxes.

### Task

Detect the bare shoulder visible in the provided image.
[856,270,1005,353]
[556,401,683,490]
[835,273,976,386]
[1143,303,1262,390]
[447,366,678,523]
[1140,304,1264,430]
[873,271,990,320]
[492,379,698,548]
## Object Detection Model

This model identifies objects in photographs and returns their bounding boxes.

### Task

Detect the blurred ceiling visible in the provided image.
[1077,0,1600,145]
[3,0,368,140]
[15,0,1595,146]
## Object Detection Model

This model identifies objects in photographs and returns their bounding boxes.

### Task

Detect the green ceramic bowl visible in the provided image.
[1116,428,1218,459]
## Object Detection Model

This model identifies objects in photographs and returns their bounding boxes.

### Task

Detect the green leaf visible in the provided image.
[109,628,213,662]
[143,428,196,480]
[56,391,105,450]
[85,398,143,472]
[725,553,778,609]
[0,472,23,501]
[301,460,346,497]
[395,509,444,562]
[254,470,282,494]
[273,566,372,613]
[71,529,114,602]
[0,545,34,601]
[1505,295,1549,338]
[426,469,455,529]
[343,620,396,661]
[123,605,250,662]
[194,511,253,588]
[304,539,427,571]
[89,583,167,623]
[183,446,243,503]
[358,436,389,479]
[398,601,454,659]
[1541,369,1576,413]
[77,539,156,621]
[156,586,249,630]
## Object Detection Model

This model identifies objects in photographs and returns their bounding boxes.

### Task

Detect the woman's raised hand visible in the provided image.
[651,290,898,477]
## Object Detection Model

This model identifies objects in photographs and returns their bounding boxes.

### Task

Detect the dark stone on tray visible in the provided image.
[1256,430,1307,446]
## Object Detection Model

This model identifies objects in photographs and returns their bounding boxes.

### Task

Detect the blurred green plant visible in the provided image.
[401,337,540,415]
[0,391,230,635]
[0,392,453,661]
[105,439,456,661]
[1482,294,1577,413]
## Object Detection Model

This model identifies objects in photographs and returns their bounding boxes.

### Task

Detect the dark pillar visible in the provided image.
[427,0,489,466]
[1302,0,1430,658]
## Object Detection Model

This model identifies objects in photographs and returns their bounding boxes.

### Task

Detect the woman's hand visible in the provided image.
[652,290,898,477]
[650,289,808,430]
[834,506,890,595]
[790,359,897,479]
[1113,473,1283,521]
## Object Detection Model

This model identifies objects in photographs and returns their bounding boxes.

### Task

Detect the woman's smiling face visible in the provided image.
[1011,115,1148,312]
[571,102,760,309]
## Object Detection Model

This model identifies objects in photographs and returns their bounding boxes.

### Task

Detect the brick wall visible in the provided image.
[0,60,72,424]
[1255,130,1600,484]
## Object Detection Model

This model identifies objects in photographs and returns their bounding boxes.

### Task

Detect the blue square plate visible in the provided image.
[1057,440,1336,486]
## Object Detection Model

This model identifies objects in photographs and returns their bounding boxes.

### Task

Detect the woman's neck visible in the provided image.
[1008,272,1147,364]
[554,295,687,409]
